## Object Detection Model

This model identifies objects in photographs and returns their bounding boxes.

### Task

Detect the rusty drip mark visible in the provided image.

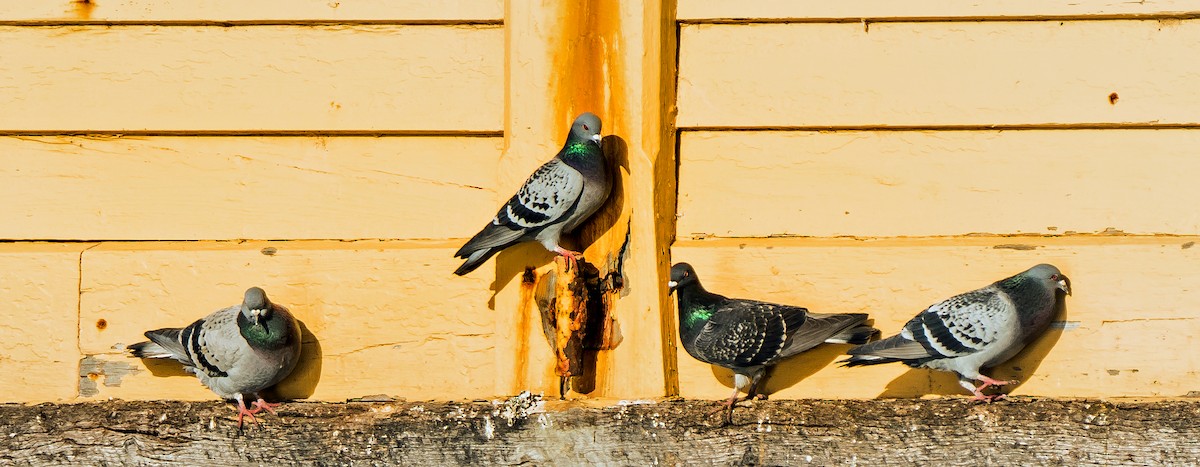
[72,0,96,20]
[513,267,538,393]
[1108,92,1120,105]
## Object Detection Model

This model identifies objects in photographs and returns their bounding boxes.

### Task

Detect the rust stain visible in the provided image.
[95,318,107,330]
[513,267,537,393]
[551,0,625,142]
[553,256,589,398]
[1108,92,1119,105]
[72,0,96,20]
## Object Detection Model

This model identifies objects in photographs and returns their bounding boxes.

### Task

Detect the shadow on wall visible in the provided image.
[272,321,323,400]
[705,344,855,396]
[487,134,629,310]
[874,299,1069,399]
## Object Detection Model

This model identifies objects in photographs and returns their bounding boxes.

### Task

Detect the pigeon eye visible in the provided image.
[583,124,590,131]
[1050,274,1059,280]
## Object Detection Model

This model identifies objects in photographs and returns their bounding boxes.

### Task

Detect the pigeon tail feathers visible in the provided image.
[825,324,878,345]
[129,327,190,365]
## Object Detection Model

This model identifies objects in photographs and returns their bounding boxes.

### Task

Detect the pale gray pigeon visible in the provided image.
[669,263,878,423]
[128,287,303,427]
[842,263,1071,402]
[454,112,610,275]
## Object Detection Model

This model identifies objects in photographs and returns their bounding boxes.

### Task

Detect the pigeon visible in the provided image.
[128,287,303,428]
[454,112,610,276]
[668,263,877,423]
[842,263,1071,402]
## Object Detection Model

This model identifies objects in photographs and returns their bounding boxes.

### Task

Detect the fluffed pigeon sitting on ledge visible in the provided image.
[128,287,303,428]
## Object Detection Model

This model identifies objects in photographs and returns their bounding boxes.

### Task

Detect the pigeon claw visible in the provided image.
[235,398,262,429]
[251,398,282,416]
[553,246,584,271]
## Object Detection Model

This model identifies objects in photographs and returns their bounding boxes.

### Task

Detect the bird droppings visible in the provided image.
[1109,92,1119,104]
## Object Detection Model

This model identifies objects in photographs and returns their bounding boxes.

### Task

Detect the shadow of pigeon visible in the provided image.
[271,320,323,400]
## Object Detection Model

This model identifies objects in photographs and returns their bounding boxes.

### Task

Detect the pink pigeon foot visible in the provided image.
[553,246,583,270]
[970,376,1019,403]
[234,396,261,429]
[250,398,281,416]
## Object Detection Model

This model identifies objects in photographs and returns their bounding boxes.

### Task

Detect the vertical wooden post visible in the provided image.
[498,0,678,398]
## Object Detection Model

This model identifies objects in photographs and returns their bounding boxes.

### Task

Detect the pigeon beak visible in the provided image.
[1057,277,1072,296]
[667,280,678,292]
[590,133,602,144]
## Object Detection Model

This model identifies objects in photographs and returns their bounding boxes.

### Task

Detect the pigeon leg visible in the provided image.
[250,394,281,416]
[976,375,1020,390]
[552,246,583,270]
[234,394,260,429]
[706,386,741,424]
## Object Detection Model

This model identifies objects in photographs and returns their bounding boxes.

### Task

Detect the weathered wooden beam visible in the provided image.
[2,398,1198,465]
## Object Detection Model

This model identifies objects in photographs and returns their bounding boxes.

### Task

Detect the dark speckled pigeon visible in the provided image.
[669,263,877,423]
[454,113,610,276]
[842,263,1071,402]
[128,287,303,428]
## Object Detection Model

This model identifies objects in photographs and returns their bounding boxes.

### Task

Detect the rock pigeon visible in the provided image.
[128,287,303,427]
[453,112,610,276]
[668,263,877,423]
[842,263,1071,402]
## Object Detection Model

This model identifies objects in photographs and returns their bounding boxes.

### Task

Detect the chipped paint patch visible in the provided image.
[79,355,143,397]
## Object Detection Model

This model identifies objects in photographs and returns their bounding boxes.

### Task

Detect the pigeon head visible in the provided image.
[668,262,700,292]
[241,287,274,324]
[1026,263,1072,296]
[570,112,602,146]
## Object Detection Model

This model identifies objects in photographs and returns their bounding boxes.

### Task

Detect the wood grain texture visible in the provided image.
[78,241,499,402]
[671,237,1200,400]
[678,20,1200,127]
[678,0,1200,21]
[0,136,501,240]
[2,0,502,22]
[1,399,1198,465]
[678,130,1200,238]
[0,243,93,402]
[0,25,502,131]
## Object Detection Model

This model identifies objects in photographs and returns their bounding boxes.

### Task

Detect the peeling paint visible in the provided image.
[79,356,142,397]
[993,244,1039,251]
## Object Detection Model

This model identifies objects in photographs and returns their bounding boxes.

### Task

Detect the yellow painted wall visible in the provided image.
[1,0,1197,403]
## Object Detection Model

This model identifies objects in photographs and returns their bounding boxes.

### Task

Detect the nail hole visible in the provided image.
[1108,92,1119,104]
[95,319,107,330]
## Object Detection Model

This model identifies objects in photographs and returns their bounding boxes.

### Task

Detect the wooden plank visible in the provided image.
[0,136,501,240]
[671,236,1200,400]
[79,240,500,402]
[678,130,1200,238]
[677,21,1200,127]
[679,0,1200,21]
[1,0,502,22]
[0,25,502,131]
[2,400,1200,465]
[0,243,92,402]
